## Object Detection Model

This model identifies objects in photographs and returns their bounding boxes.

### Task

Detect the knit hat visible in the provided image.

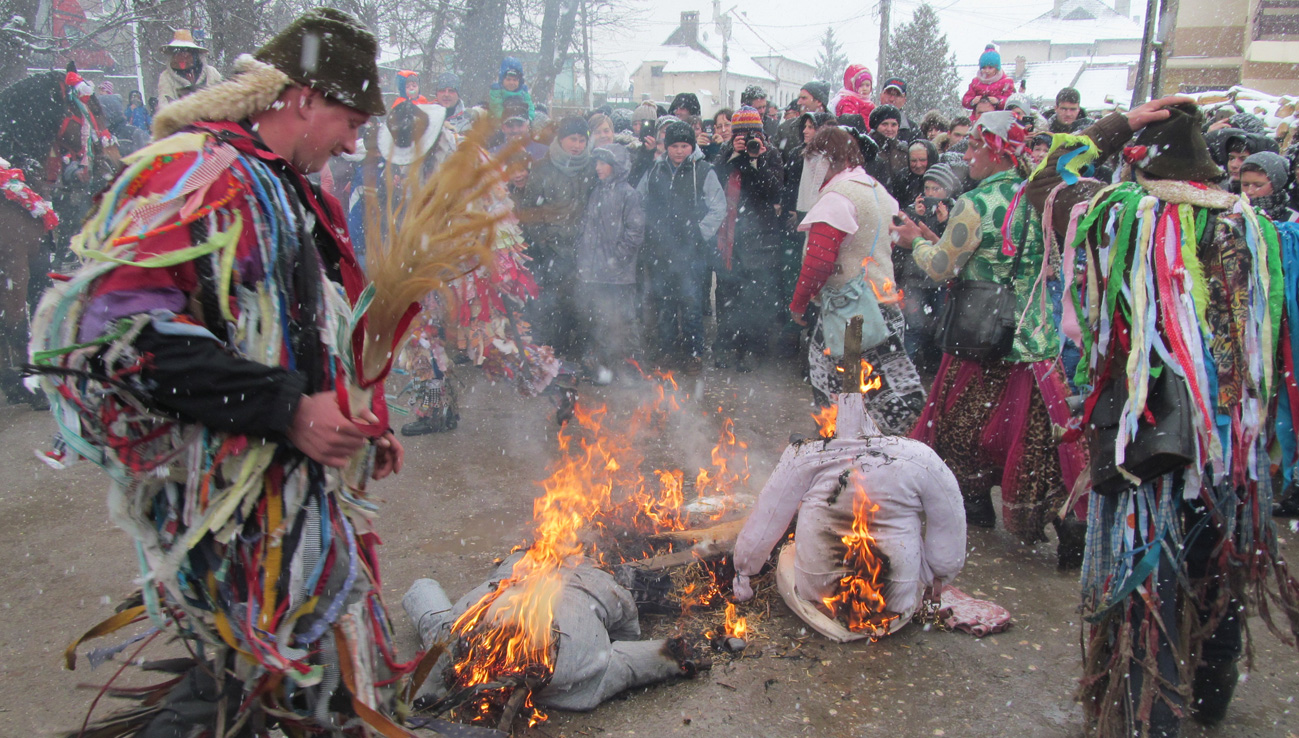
[556,115,589,141]
[655,115,681,137]
[972,110,1027,158]
[740,85,767,106]
[434,72,459,91]
[98,80,115,95]
[1242,151,1290,192]
[844,64,873,94]
[869,104,901,130]
[1130,102,1222,182]
[632,103,658,124]
[801,80,831,109]
[255,7,385,116]
[669,92,701,117]
[978,44,1001,70]
[922,163,962,197]
[1005,94,1032,114]
[663,120,696,150]
[730,106,764,136]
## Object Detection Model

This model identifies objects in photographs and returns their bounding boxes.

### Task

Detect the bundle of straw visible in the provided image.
[358,113,526,383]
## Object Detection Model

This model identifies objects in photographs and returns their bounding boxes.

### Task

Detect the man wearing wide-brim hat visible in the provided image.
[155,28,224,107]
[36,8,408,736]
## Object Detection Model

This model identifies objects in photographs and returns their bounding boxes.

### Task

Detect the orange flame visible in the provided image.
[859,358,882,394]
[445,377,752,722]
[811,404,838,439]
[724,602,748,640]
[820,479,898,638]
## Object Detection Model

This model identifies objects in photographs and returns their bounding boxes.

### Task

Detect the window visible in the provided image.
[651,65,665,78]
[1255,0,1299,40]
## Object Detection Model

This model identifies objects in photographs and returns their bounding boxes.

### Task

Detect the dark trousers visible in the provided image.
[651,265,705,358]
[530,251,582,358]
[715,264,779,357]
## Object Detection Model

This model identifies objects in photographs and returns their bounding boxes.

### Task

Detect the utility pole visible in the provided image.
[1131,0,1159,106]
[715,1,732,108]
[878,0,891,79]
[581,0,593,108]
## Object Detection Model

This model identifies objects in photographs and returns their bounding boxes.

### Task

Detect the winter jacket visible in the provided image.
[870,132,910,193]
[888,138,938,205]
[156,63,223,107]
[962,71,1016,110]
[519,137,595,260]
[1048,112,1093,134]
[126,103,151,131]
[576,147,645,284]
[833,91,875,120]
[717,147,784,272]
[638,152,726,274]
[488,57,536,120]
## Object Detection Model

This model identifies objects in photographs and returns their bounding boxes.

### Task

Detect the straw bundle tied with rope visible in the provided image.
[356,116,527,385]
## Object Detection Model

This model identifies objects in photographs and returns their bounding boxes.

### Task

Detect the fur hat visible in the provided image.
[978,44,1001,70]
[1130,103,1223,182]
[730,106,764,137]
[254,7,385,116]
[663,120,696,150]
[869,104,901,130]
[801,80,831,109]
[669,92,701,117]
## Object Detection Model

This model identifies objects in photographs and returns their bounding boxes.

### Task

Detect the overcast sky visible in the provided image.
[587,0,1141,88]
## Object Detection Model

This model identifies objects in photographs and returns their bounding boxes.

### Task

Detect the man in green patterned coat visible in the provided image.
[891,111,1086,566]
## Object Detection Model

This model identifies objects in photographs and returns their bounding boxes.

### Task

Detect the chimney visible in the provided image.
[680,11,700,44]
[1053,0,1064,16]
[1015,55,1027,80]
[1114,0,1130,18]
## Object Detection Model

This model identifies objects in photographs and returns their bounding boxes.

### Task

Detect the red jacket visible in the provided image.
[962,73,1016,110]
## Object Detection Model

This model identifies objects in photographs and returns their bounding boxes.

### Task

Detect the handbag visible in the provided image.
[1088,363,1197,496]
[933,196,1027,363]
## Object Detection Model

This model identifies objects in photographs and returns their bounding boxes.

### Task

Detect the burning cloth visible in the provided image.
[732,392,966,635]
[404,555,699,711]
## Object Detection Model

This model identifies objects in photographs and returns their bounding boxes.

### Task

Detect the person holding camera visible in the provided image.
[890,112,1085,562]
[895,162,960,376]
[715,106,784,372]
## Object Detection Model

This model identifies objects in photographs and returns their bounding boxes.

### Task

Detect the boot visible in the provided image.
[1053,516,1087,571]
[401,414,444,437]
[1275,480,1299,518]
[1190,659,1238,726]
[964,494,996,528]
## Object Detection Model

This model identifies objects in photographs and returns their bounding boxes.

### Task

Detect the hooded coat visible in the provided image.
[520,137,596,259]
[888,137,938,205]
[831,64,875,120]
[576,146,646,284]
[489,57,535,120]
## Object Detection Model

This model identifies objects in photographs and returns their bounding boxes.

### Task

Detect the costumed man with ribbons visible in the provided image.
[1028,97,1299,737]
[31,10,419,736]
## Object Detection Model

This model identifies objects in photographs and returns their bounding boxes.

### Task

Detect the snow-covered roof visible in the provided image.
[994,0,1142,44]
[651,44,776,82]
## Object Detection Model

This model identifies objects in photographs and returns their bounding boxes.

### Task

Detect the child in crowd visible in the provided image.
[576,146,646,384]
[831,64,875,119]
[961,45,1015,112]
[489,57,535,121]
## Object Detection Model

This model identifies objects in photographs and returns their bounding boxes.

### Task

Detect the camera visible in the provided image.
[745,138,761,156]
[703,122,715,135]
[922,196,941,212]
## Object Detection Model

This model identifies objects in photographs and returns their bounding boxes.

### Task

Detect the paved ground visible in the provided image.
[1,356,1297,737]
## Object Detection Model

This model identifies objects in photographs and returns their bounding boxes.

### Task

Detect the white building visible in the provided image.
[993,0,1143,64]
[629,9,817,117]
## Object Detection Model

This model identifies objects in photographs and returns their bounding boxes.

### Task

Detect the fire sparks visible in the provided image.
[723,602,748,640]
[441,377,752,725]
[820,479,897,638]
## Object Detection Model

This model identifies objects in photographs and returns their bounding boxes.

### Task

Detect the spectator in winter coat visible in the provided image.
[716,106,784,372]
[588,113,617,149]
[394,70,428,105]
[155,30,224,106]
[520,116,596,356]
[489,57,535,121]
[1207,127,1278,192]
[1048,87,1091,133]
[948,116,972,148]
[707,108,733,166]
[1241,151,1299,222]
[638,121,726,374]
[961,45,1016,111]
[576,145,646,383]
[869,105,910,191]
[799,80,831,114]
[1029,133,1052,165]
[433,72,466,121]
[889,138,938,206]
[898,162,960,375]
[1005,94,1034,128]
[831,64,875,120]
[126,89,151,131]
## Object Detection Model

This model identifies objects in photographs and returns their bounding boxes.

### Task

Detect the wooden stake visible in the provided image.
[842,316,864,393]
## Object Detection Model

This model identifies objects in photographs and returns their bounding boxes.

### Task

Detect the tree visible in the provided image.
[885,2,960,117]
[813,27,848,84]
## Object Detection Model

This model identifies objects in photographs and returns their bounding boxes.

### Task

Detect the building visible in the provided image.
[1162,0,1299,95]
[629,9,816,116]
[958,53,1139,113]
[993,0,1143,64]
